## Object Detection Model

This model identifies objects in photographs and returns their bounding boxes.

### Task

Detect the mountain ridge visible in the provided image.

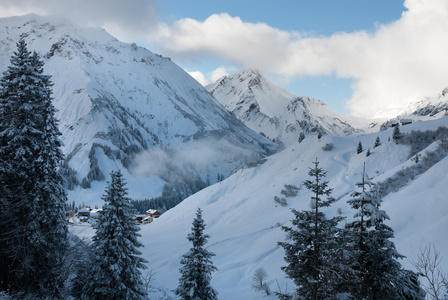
[206,68,378,147]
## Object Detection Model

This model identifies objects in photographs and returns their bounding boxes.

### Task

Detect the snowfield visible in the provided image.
[71,116,448,299]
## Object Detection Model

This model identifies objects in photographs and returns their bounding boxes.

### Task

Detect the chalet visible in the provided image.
[90,208,102,219]
[78,209,90,218]
[133,214,147,223]
[76,208,90,222]
[146,209,161,218]
[391,119,413,127]
[130,214,153,224]
[400,119,413,126]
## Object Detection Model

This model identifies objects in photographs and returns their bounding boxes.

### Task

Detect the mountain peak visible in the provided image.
[231,67,265,87]
[207,68,370,146]
[236,67,261,78]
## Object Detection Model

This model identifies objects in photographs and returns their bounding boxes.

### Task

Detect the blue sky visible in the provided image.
[159,0,405,35]
[1,0,448,118]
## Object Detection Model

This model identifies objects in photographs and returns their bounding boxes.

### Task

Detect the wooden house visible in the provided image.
[146,209,161,218]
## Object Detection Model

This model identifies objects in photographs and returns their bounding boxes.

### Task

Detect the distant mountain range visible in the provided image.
[207,69,448,147]
[206,68,377,147]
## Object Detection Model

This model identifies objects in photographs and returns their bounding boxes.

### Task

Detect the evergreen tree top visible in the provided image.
[302,158,334,208]
[188,208,211,248]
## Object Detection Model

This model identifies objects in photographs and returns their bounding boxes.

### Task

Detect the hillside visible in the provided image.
[71,116,448,299]
[206,68,379,147]
[0,14,276,206]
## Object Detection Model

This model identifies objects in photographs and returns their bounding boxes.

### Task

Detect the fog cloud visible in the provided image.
[131,140,242,180]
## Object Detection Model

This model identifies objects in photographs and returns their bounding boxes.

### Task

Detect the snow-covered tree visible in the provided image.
[279,159,344,299]
[0,39,68,297]
[393,125,402,141]
[86,170,147,299]
[298,132,305,143]
[357,141,363,154]
[175,208,218,300]
[374,136,381,148]
[345,166,423,299]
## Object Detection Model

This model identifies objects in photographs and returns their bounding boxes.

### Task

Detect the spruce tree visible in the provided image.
[0,39,68,297]
[357,141,363,154]
[374,136,381,148]
[345,166,423,299]
[175,208,218,300]
[86,170,147,299]
[279,159,344,299]
[393,125,402,141]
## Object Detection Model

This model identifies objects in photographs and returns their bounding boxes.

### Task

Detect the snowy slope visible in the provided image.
[206,68,380,147]
[128,116,447,299]
[0,14,276,204]
[380,87,448,129]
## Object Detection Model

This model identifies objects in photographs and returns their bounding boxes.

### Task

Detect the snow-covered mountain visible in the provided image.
[72,116,448,299]
[0,14,276,203]
[380,87,448,129]
[206,68,378,147]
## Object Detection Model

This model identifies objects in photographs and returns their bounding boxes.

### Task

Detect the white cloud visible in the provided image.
[187,70,209,86]
[151,0,448,118]
[154,14,297,74]
[186,66,231,86]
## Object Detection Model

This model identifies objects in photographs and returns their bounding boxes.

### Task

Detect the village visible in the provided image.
[66,208,162,226]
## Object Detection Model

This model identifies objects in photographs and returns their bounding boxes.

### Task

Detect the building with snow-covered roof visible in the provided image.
[146,209,161,218]
[77,209,90,217]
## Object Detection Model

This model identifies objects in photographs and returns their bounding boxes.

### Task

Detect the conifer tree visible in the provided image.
[86,170,147,299]
[393,125,402,141]
[279,159,344,299]
[357,141,363,154]
[175,208,218,300]
[298,132,305,143]
[345,165,423,299]
[0,39,68,297]
[374,136,381,148]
